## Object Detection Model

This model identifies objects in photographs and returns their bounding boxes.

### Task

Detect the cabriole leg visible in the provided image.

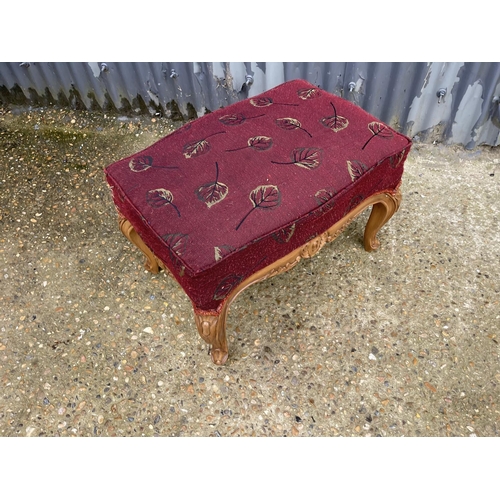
[363,188,402,252]
[193,309,229,365]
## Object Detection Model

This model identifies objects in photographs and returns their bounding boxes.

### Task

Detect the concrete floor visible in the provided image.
[1,105,499,437]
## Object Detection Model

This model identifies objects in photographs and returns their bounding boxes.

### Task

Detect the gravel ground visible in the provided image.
[1,105,499,438]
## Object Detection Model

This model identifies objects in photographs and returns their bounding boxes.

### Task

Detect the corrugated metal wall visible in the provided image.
[1,62,499,148]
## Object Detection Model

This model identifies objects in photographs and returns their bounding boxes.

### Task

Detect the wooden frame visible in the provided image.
[118,185,402,365]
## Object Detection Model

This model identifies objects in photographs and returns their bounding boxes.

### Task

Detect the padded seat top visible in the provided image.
[105,79,411,312]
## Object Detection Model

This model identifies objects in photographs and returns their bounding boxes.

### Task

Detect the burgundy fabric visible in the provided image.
[105,79,411,313]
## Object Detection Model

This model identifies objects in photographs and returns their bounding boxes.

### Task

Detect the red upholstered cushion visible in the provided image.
[105,79,411,313]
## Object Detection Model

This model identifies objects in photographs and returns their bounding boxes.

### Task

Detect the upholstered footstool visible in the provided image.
[105,79,411,365]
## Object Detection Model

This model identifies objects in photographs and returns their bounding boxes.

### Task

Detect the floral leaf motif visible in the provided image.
[292,148,323,169]
[146,188,172,207]
[183,139,210,158]
[248,136,273,151]
[195,162,228,208]
[271,147,323,170]
[320,102,349,133]
[344,194,364,216]
[213,257,267,299]
[226,136,273,152]
[129,155,153,172]
[347,160,369,182]
[146,189,181,217]
[250,97,274,108]
[129,155,179,172]
[321,115,349,132]
[362,122,393,150]
[249,184,281,208]
[182,131,226,158]
[162,232,189,260]
[219,113,246,125]
[250,97,299,108]
[219,113,265,126]
[391,149,407,169]
[276,117,312,138]
[213,274,243,301]
[196,182,228,208]
[315,188,336,207]
[298,88,321,100]
[214,244,235,262]
[236,185,282,230]
[272,224,295,244]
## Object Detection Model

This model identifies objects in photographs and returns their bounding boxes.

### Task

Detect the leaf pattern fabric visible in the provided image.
[129,155,178,172]
[250,97,299,108]
[297,88,321,100]
[213,274,243,301]
[214,245,235,262]
[390,149,407,168]
[236,185,281,230]
[275,117,312,138]
[162,233,189,257]
[219,113,265,126]
[183,139,210,159]
[196,162,228,208]
[315,188,336,207]
[196,182,228,208]
[362,122,394,150]
[272,224,296,244]
[183,131,226,158]
[249,185,281,209]
[105,78,411,313]
[129,155,153,172]
[344,194,364,215]
[146,188,181,217]
[250,97,273,108]
[162,233,189,270]
[226,136,273,152]
[272,147,323,170]
[347,160,369,182]
[320,102,349,133]
[212,256,268,300]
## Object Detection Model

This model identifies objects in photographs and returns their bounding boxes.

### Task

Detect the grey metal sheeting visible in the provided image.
[1,62,499,147]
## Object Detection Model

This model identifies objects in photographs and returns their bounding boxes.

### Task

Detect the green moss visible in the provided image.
[57,90,70,108]
[85,91,102,112]
[186,102,198,120]
[147,96,165,117]
[118,97,133,115]
[0,84,28,105]
[166,99,184,121]
[131,94,149,115]
[102,91,118,114]
[38,126,89,143]
[68,85,86,110]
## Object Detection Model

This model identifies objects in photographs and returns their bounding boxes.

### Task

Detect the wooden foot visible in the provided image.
[193,310,229,365]
[363,187,402,252]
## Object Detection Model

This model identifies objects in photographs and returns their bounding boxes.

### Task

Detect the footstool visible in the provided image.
[104,79,411,365]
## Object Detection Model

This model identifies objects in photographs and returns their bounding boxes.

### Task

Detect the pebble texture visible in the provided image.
[0,106,499,437]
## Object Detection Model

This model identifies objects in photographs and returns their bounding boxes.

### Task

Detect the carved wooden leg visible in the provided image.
[119,216,160,274]
[193,308,229,365]
[363,187,402,252]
